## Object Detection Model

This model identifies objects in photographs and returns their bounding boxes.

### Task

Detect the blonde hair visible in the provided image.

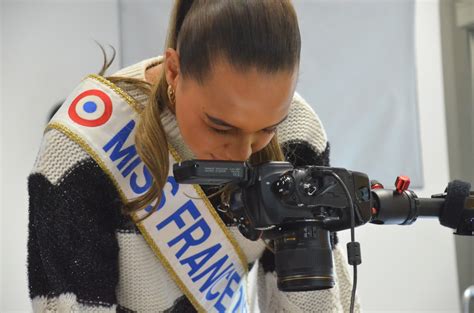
[106,0,300,221]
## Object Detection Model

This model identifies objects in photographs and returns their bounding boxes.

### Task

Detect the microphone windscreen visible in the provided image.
[440,180,471,229]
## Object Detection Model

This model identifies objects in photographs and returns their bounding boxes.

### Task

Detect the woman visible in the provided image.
[27,1,360,312]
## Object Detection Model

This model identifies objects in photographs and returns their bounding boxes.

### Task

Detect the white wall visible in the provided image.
[338,1,459,312]
[294,0,424,189]
[1,1,121,312]
[0,0,459,312]
[0,0,4,309]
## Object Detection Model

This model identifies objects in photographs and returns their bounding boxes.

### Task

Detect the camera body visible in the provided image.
[173,160,373,291]
[237,161,371,230]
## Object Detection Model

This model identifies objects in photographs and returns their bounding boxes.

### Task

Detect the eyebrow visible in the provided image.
[206,113,289,131]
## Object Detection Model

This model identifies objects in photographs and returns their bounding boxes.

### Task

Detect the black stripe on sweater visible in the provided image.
[281,140,331,167]
[164,296,196,313]
[27,158,132,307]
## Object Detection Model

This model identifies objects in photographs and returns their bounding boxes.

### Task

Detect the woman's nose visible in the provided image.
[225,135,254,161]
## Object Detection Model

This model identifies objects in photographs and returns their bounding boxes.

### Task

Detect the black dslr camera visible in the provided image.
[173,160,474,293]
[173,160,373,291]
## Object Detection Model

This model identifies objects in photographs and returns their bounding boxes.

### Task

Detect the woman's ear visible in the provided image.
[165,48,180,89]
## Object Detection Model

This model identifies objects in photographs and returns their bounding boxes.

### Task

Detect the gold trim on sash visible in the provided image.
[46,75,249,312]
[134,212,206,312]
[87,74,143,113]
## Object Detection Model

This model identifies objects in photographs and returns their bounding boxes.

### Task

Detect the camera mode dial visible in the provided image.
[273,174,295,197]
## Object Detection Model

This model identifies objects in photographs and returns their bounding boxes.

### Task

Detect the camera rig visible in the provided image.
[173,160,473,310]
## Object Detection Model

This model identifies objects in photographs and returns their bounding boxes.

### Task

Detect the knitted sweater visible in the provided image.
[27,56,361,312]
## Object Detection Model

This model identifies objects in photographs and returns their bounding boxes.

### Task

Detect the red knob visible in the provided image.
[371,180,384,190]
[395,176,410,194]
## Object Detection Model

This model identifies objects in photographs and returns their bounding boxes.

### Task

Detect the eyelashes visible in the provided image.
[211,127,230,134]
[262,127,277,134]
[209,126,276,135]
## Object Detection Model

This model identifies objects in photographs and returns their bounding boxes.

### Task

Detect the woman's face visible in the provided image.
[165,49,297,161]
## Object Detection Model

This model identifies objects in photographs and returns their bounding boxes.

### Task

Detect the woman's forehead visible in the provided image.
[196,61,297,130]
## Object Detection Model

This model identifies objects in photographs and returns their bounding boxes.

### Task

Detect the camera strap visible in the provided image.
[46,75,252,313]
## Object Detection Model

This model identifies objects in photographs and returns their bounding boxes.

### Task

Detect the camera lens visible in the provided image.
[274,224,335,291]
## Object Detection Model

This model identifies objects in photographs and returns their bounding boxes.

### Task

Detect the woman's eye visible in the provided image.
[209,125,276,135]
[262,128,277,134]
[210,126,231,134]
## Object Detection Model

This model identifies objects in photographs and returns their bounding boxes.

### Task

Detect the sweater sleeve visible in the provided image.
[27,128,130,312]
[255,92,362,312]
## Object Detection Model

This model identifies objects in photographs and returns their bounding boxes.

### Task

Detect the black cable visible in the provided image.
[330,172,359,313]
[351,263,358,313]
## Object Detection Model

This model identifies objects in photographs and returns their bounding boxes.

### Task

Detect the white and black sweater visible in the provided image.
[27,57,360,312]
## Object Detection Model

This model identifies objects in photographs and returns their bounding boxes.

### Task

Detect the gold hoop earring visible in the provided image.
[167,84,176,107]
